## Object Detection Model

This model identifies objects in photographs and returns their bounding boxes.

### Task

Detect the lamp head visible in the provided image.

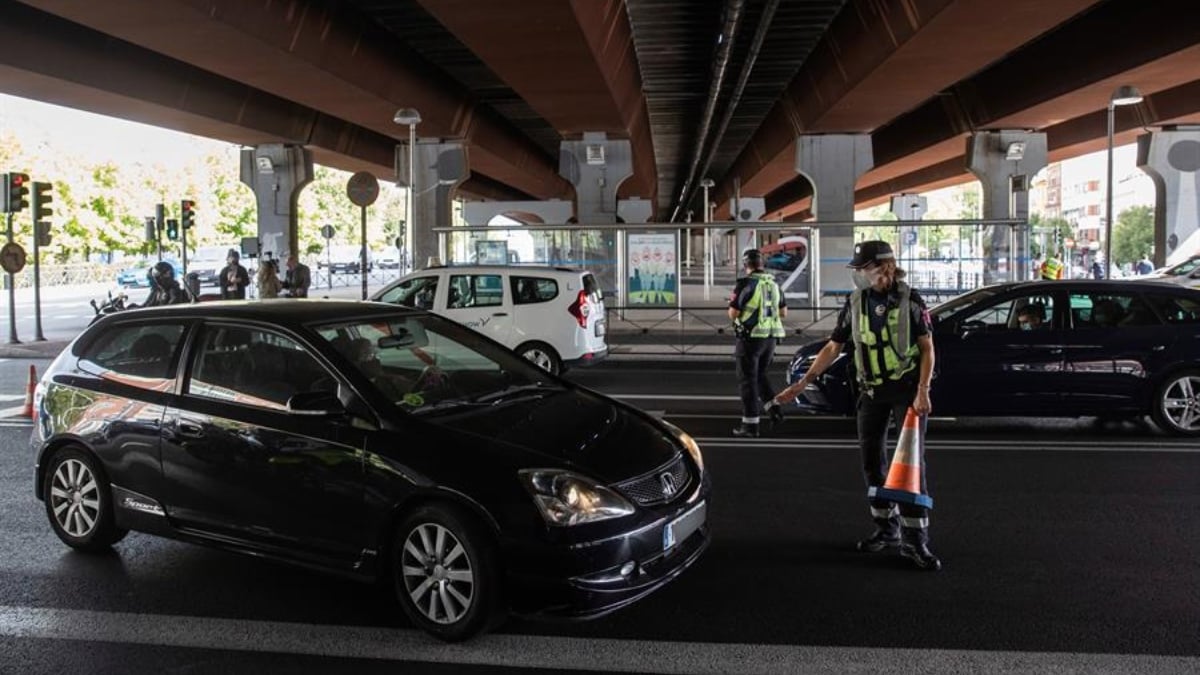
[1110,85,1143,107]
[393,107,422,125]
[700,178,715,189]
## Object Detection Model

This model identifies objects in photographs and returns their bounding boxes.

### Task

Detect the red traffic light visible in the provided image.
[10,174,23,186]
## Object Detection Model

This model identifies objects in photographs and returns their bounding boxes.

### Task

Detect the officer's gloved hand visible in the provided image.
[764,400,785,428]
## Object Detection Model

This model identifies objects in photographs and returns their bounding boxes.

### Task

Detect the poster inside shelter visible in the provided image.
[627,233,677,305]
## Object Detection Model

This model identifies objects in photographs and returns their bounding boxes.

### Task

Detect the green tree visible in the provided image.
[1112,205,1154,266]
[1029,214,1073,259]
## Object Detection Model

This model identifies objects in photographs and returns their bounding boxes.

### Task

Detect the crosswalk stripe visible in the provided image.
[0,605,1193,674]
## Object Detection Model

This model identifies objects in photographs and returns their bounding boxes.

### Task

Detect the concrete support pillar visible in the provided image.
[795,134,873,302]
[559,132,634,224]
[559,132,634,297]
[239,144,313,261]
[891,193,927,267]
[1137,127,1200,266]
[397,140,468,268]
[967,131,1046,283]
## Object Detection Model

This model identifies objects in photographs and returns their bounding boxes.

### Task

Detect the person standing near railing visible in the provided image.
[728,248,787,438]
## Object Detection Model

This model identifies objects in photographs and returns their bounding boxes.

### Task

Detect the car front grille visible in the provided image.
[615,454,692,506]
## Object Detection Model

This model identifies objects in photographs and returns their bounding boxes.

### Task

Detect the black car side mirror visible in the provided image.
[957,319,987,337]
[287,391,346,417]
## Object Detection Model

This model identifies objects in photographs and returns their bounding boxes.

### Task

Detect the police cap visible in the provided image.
[847,240,895,268]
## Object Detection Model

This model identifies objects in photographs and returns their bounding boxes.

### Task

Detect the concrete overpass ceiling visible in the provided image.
[715,0,1105,212]
[625,0,846,219]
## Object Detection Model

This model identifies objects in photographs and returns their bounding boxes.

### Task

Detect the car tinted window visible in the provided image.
[1144,293,1200,324]
[314,312,556,414]
[448,275,503,308]
[379,275,438,310]
[957,293,1055,332]
[1067,293,1158,329]
[79,323,186,387]
[582,273,602,300]
[189,325,332,410]
[510,276,558,304]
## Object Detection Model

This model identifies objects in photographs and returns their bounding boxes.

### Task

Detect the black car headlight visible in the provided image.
[659,419,703,475]
[518,469,635,527]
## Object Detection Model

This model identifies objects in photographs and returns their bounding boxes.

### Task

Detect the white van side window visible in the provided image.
[449,275,503,308]
[511,276,558,305]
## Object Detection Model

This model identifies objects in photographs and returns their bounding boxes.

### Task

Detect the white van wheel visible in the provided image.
[517,342,561,375]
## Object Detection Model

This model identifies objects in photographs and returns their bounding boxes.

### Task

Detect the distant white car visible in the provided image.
[1137,254,1200,289]
[372,265,607,374]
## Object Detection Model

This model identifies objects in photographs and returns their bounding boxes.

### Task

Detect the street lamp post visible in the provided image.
[700,178,715,300]
[393,108,421,272]
[1105,85,1142,278]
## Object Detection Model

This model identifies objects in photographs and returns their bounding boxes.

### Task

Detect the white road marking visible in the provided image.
[614,394,741,401]
[0,394,25,402]
[696,438,1200,452]
[0,605,1193,674]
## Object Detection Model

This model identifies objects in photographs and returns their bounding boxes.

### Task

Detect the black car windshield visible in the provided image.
[312,312,561,414]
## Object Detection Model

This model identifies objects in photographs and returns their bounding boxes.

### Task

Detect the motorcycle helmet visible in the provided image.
[151,261,176,282]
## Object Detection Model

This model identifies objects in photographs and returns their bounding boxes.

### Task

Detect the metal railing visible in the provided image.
[603,304,842,356]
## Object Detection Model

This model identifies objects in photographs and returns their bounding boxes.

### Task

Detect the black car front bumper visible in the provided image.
[504,478,711,619]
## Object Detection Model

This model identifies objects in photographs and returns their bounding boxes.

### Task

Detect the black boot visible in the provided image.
[731,422,760,438]
[764,401,785,429]
[900,529,942,571]
[856,518,900,553]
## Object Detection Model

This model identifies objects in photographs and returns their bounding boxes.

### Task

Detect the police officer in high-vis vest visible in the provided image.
[728,248,787,438]
[772,240,941,571]
[1041,251,1065,280]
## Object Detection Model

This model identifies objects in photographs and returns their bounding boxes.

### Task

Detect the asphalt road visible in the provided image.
[0,360,1198,673]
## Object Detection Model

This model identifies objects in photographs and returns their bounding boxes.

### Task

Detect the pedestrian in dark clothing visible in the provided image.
[283,254,312,298]
[219,249,250,300]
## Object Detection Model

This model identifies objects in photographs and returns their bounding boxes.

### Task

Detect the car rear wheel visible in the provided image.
[1150,370,1200,437]
[43,447,127,552]
[391,504,502,642]
[516,341,562,376]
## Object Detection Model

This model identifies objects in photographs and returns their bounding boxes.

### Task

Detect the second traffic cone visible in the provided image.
[868,407,933,509]
[22,364,36,419]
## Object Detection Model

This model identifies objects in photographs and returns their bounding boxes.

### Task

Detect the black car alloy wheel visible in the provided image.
[1151,369,1200,437]
[43,447,127,552]
[392,504,500,641]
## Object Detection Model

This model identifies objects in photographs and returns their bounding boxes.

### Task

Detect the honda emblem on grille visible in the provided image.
[660,472,677,497]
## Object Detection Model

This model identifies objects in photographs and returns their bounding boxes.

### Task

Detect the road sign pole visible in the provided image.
[32,218,43,341]
[361,205,368,300]
[5,212,17,344]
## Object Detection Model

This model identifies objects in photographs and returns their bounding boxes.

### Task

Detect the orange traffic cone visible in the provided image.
[22,364,36,419]
[868,407,933,509]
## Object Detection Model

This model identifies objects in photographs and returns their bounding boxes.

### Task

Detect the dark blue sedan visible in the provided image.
[787,280,1200,436]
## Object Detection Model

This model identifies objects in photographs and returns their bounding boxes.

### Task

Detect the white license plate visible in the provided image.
[663,500,706,551]
[595,320,606,337]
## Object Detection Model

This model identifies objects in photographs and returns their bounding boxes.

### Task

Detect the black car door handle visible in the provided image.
[493,312,508,317]
[177,421,204,438]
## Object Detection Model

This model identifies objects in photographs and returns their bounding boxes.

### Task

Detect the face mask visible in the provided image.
[853,266,884,289]
[852,269,872,289]
[1020,323,1033,331]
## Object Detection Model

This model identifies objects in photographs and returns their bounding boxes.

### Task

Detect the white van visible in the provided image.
[372,265,607,374]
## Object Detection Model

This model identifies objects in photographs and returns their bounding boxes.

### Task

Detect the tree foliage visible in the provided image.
[1112,205,1154,266]
[1,129,406,263]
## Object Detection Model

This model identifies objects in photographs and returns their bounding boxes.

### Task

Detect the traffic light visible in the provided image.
[35,222,51,247]
[165,219,179,241]
[181,199,196,230]
[3,172,30,213]
[32,181,52,221]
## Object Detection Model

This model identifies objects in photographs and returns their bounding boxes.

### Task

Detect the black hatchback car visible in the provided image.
[32,301,709,641]
[787,280,1200,436]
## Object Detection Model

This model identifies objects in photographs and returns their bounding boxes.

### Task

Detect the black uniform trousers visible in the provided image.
[856,379,930,543]
[735,337,776,421]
